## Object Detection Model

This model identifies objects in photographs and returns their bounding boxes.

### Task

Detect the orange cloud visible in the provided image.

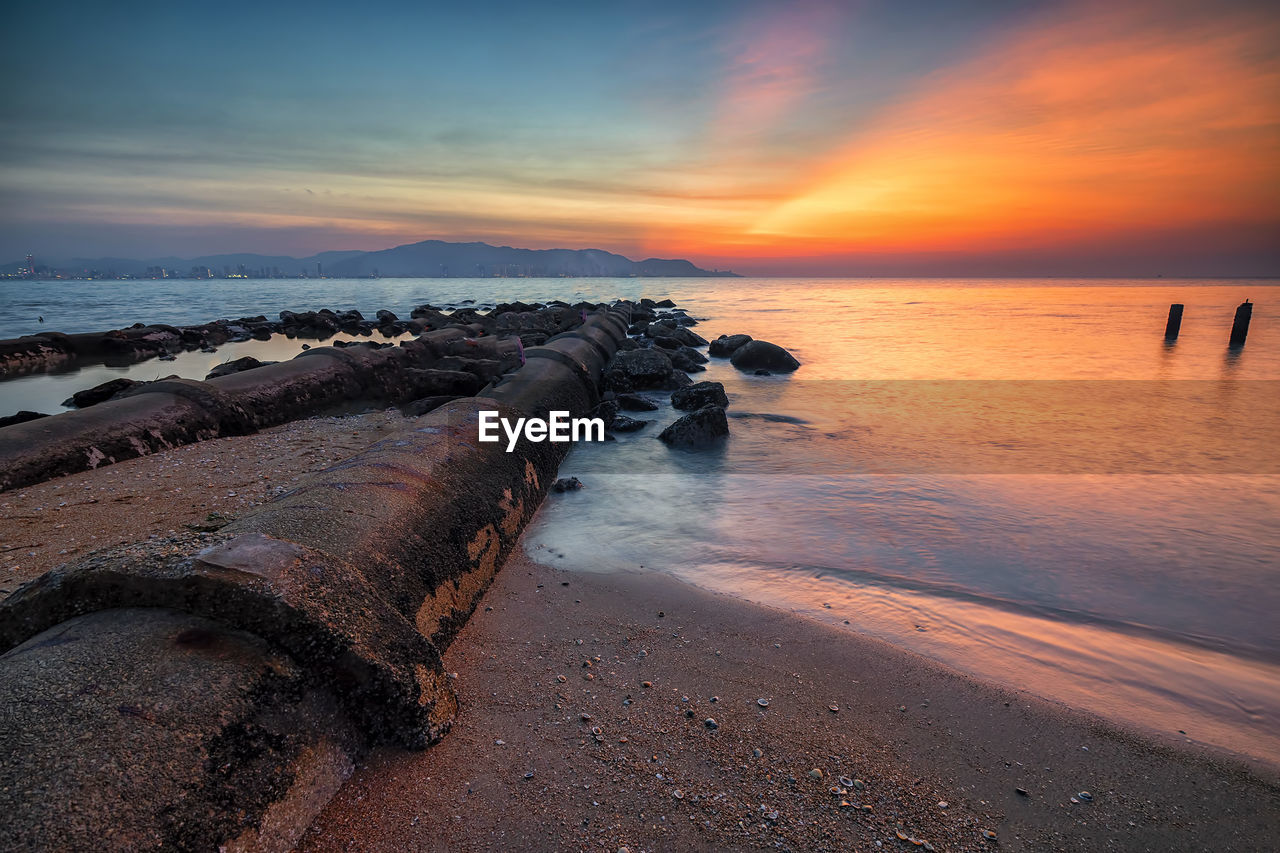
[732,2,1280,259]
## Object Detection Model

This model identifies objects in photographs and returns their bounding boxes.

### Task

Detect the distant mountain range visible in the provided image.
[4,239,738,279]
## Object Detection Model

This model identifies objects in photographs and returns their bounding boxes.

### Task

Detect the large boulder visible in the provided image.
[659,405,729,448]
[729,340,800,372]
[671,381,729,411]
[604,348,673,392]
[709,334,752,357]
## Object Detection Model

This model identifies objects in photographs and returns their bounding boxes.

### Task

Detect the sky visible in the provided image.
[1,0,1277,276]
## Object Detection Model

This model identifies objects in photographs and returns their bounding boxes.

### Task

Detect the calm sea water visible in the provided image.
[2,277,1278,767]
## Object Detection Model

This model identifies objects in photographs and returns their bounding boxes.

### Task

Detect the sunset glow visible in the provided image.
[744,6,1280,255]
[1,0,1277,274]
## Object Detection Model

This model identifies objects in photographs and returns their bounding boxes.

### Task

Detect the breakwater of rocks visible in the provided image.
[0,301,622,491]
[0,297,799,851]
[0,300,591,380]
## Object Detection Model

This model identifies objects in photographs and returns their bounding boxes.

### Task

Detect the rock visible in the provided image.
[709,334,752,357]
[604,349,673,392]
[651,335,682,351]
[205,356,273,380]
[664,369,693,390]
[668,349,706,373]
[651,325,708,347]
[553,477,583,493]
[675,327,708,347]
[376,309,399,324]
[610,415,649,432]
[65,378,139,408]
[671,381,728,410]
[753,369,771,376]
[675,345,708,364]
[594,400,620,429]
[615,393,659,411]
[0,410,48,428]
[655,298,676,308]
[730,340,800,372]
[658,405,729,447]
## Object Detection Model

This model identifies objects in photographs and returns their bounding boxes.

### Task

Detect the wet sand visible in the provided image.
[300,549,1278,852]
[2,416,1277,851]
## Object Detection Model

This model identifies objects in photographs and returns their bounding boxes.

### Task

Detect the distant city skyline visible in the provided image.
[2,0,1278,277]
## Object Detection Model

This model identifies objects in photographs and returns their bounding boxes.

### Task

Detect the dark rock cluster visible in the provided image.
[599,300,801,450]
[0,299,617,380]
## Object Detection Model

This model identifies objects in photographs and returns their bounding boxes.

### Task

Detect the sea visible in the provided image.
[1,277,1277,769]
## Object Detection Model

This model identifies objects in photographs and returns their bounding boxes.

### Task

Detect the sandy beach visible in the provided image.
[3,412,1275,852]
[295,549,1279,852]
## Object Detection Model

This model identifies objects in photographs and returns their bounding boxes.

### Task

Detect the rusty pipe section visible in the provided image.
[0,329,521,492]
[0,303,631,852]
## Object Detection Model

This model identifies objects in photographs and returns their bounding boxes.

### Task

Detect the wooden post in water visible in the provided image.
[1229,300,1253,348]
[1164,303,1184,340]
